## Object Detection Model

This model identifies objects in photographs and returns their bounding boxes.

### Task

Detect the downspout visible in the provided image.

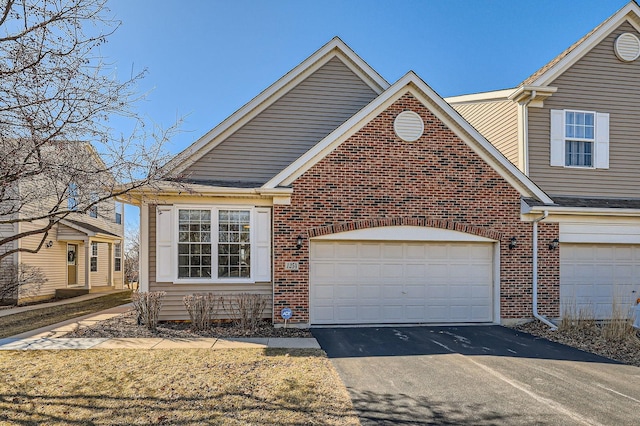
[521,90,536,175]
[532,210,557,330]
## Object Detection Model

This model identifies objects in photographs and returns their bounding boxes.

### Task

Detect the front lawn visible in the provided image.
[0,348,358,425]
[0,291,132,338]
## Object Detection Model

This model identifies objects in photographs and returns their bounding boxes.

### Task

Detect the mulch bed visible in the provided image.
[513,320,640,367]
[66,310,312,339]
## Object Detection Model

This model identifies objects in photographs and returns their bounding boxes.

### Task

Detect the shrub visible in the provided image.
[0,263,47,304]
[222,293,268,332]
[183,293,218,331]
[132,291,166,331]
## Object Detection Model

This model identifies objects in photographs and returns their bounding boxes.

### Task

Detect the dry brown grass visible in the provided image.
[0,291,132,338]
[0,348,359,425]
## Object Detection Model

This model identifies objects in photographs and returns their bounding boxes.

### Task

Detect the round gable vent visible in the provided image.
[394,111,424,142]
[614,33,640,62]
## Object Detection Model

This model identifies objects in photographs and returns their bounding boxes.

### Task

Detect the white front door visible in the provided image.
[309,241,494,325]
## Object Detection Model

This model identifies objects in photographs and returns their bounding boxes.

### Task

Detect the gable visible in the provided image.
[181,57,378,184]
[293,92,525,213]
[524,2,640,87]
[527,20,640,198]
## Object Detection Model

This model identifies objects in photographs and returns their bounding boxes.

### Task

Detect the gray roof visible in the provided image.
[524,196,640,209]
[64,219,120,237]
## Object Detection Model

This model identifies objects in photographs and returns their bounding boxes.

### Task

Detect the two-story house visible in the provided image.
[446,1,640,319]
[0,141,125,303]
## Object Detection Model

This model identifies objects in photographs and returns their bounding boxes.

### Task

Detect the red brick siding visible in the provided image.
[273,93,559,323]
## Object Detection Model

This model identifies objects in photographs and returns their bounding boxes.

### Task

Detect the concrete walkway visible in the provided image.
[0,291,128,318]
[1,299,320,350]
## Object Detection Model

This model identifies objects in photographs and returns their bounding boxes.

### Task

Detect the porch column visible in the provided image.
[84,238,91,290]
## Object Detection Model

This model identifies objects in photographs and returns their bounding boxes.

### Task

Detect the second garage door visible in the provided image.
[561,243,640,319]
[309,240,495,325]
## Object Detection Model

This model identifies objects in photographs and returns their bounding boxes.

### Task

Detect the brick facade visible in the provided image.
[273,93,560,324]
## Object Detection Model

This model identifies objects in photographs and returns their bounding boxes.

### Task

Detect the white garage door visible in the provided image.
[310,241,494,324]
[561,244,640,319]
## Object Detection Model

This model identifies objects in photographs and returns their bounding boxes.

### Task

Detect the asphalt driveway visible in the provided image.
[312,326,640,425]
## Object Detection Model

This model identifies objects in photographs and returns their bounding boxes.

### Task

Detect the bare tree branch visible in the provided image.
[0,0,179,260]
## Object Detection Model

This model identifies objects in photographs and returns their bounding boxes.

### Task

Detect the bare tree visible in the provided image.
[124,228,139,286]
[0,0,177,260]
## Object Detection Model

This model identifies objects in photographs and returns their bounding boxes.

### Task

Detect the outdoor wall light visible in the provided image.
[549,238,559,250]
[45,240,53,248]
[296,235,303,250]
[509,237,517,250]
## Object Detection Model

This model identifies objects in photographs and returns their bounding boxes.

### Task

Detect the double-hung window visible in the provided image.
[114,243,122,272]
[176,208,254,280]
[90,242,98,272]
[550,109,609,169]
[564,111,594,167]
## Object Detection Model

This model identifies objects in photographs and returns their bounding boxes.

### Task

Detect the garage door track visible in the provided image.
[312,326,640,425]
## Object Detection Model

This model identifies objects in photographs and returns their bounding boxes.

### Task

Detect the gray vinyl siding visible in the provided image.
[148,205,273,321]
[452,100,519,166]
[528,21,640,197]
[183,57,379,184]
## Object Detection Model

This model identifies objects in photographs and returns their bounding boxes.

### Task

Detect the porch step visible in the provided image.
[55,289,89,299]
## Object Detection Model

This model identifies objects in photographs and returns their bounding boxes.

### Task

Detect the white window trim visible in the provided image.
[90,242,98,272]
[563,109,596,169]
[173,205,257,284]
[114,243,122,272]
[550,109,609,169]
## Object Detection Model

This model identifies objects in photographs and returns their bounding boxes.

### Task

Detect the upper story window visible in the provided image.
[67,183,79,211]
[88,193,98,218]
[550,109,609,170]
[564,111,594,167]
[115,202,123,224]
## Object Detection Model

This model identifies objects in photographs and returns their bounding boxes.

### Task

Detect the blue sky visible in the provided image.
[103,0,630,232]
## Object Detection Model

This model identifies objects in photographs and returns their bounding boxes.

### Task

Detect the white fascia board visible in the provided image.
[444,88,516,104]
[530,3,640,86]
[266,71,553,204]
[525,205,640,217]
[165,37,389,176]
[123,181,292,200]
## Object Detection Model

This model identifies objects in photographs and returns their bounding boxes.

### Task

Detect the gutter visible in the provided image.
[532,210,557,330]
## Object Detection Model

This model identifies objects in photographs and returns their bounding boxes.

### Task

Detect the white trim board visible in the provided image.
[311,225,496,242]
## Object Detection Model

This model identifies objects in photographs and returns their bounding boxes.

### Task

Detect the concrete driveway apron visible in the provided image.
[312,326,640,426]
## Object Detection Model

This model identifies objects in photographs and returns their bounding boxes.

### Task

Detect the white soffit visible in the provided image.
[312,225,496,242]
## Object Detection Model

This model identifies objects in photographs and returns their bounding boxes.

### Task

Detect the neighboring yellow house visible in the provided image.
[0,142,125,303]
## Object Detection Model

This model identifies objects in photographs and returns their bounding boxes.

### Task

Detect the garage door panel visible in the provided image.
[561,243,640,320]
[382,244,403,259]
[310,240,494,324]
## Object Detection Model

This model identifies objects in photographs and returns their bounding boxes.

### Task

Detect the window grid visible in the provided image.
[565,111,595,167]
[114,243,122,272]
[177,210,212,278]
[218,210,251,278]
[90,242,98,272]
